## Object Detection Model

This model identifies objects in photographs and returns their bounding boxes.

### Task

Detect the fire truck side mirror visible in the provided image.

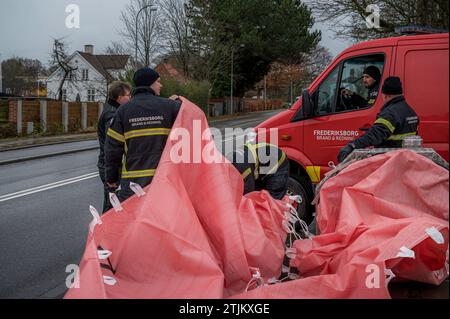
[302,89,314,118]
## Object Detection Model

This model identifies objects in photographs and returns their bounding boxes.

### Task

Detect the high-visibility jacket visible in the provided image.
[352,95,419,149]
[232,143,289,199]
[97,98,120,174]
[104,87,181,198]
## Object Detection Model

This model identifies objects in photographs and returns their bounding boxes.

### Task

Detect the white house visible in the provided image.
[46,45,131,102]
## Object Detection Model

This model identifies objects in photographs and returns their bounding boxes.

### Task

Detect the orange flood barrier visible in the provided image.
[66,98,448,299]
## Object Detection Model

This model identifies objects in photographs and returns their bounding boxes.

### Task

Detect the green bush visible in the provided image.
[45,123,65,136]
[0,123,17,138]
[160,78,211,114]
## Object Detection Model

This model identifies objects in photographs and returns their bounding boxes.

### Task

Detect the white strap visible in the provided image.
[89,205,102,233]
[103,276,117,286]
[109,193,123,212]
[384,269,396,286]
[129,182,146,197]
[396,246,415,259]
[425,227,445,244]
[98,250,112,260]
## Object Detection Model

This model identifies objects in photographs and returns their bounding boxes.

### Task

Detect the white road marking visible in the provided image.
[0,172,99,203]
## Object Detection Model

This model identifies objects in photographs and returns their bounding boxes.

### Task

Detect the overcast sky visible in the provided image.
[0,0,352,66]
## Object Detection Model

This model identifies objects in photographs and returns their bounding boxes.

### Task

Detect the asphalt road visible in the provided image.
[0,109,284,299]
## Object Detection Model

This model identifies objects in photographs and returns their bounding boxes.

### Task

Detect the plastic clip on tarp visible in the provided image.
[129,182,146,197]
[89,205,102,234]
[109,192,123,212]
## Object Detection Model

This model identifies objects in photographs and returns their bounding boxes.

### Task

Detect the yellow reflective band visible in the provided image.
[374,118,395,133]
[265,152,287,176]
[244,144,259,179]
[241,168,252,180]
[121,169,156,179]
[306,166,321,183]
[125,128,171,140]
[388,132,418,141]
[107,128,125,143]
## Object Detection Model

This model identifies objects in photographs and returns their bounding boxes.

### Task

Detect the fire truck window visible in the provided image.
[337,54,385,112]
[315,66,339,116]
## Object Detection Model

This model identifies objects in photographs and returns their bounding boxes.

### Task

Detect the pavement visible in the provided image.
[0,109,284,299]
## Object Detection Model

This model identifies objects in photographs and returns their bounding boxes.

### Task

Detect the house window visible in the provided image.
[82,69,89,81]
[87,89,96,102]
[62,89,67,101]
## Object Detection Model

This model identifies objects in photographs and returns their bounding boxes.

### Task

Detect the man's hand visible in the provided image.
[341,89,354,98]
[169,95,180,101]
[337,143,355,163]
[106,182,119,192]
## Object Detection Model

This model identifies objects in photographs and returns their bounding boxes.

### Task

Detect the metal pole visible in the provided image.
[264,76,267,110]
[135,4,156,68]
[148,7,157,67]
[0,53,2,93]
[290,79,293,105]
[230,48,234,115]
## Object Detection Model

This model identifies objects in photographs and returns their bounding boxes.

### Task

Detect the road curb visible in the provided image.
[0,146,99,166]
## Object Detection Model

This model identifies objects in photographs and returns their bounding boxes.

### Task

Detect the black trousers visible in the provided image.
[98,168,113,214]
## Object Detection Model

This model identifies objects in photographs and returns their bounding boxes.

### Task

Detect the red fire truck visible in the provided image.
[255,33,449,221]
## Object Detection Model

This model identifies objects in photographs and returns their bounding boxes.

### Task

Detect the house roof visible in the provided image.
[155,62,187,83]
[77,51,130,82]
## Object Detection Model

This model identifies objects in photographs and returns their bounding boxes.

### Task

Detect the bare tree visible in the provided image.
[307,0,449,40]
[105,41,132,56]
[295,45,333,91]
[305,45,333,80]
[50,38,78,101]
[159,0,192,77]
[118,0,163,67]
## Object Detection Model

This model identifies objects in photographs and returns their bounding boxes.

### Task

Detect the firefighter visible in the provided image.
[97,81,131,213]
[338,76,420,163]
[342,65,381,107]
[230,143,289,200]
[104,68,181,202]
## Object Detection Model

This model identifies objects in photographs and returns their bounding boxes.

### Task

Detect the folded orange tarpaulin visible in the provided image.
[66,99,448,299]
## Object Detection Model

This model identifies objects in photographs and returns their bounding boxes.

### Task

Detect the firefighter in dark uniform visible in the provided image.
[342,65,381,108]
[230,143,289,200]
[104,68,181,202]
[338,76,420,162]
[97,81,131,213]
